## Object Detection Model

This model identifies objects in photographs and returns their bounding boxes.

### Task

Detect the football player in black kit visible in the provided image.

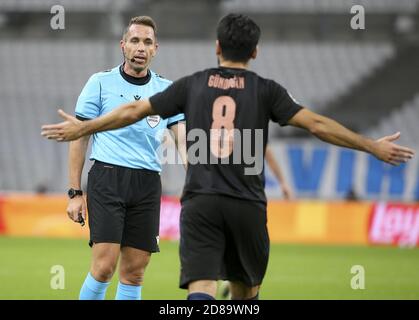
[42,14,415,300]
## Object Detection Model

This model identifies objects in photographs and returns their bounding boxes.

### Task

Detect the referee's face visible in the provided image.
[121,24,158,76]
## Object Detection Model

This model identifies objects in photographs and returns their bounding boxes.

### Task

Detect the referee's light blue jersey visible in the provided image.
[75,65,184,172]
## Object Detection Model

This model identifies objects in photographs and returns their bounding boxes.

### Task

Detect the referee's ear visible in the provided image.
[152,42,159,57]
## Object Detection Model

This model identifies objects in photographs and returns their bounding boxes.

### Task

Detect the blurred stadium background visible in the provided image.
[0,0,418,299]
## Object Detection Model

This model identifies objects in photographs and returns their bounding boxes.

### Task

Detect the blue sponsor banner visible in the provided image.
[288,145,327,194]
[265,143,419,201]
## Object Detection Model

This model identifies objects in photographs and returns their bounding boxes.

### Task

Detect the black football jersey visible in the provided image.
[150,67,303,204]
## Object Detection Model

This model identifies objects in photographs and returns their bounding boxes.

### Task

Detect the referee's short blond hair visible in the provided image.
[123,16,157,40]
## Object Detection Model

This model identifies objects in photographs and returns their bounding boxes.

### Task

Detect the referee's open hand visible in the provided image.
[41,109,83,142]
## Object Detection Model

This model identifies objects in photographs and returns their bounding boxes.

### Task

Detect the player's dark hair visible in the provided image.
[123,16,157,40]
[216,13,261,63]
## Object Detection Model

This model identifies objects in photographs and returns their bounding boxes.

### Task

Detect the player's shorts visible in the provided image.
[179,193,269,289]
[87,160,161,253]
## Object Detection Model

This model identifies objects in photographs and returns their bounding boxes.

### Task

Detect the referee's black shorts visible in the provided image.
[87,160,161,253]
[179,194,269,289]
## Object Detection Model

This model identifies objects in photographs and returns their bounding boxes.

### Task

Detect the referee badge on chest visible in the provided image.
[146,115,161,128]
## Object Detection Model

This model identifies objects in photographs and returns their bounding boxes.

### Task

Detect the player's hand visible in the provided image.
[281,183,294,200]
[372,132,415,166]
[41,109,83,142]
[67,196,86,225]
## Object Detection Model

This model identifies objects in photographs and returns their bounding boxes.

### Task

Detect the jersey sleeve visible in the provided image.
[149,76,188,119]
[166,113,185,128]
[267,80,303,126]
[75,74,102,120]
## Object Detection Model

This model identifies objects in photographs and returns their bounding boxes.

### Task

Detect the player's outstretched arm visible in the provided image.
[41,99,155,141]
[288,108,415,166]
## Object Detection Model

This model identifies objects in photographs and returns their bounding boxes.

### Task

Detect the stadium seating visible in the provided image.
[0,0,131,11]
[222,0,419,13]
[2,0,418,13]
[365,94,419,147]
[153,41,394,109]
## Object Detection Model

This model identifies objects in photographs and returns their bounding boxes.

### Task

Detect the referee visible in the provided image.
[67,16,184,300]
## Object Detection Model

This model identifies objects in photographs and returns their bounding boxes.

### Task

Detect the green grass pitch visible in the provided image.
[0,236,418,300]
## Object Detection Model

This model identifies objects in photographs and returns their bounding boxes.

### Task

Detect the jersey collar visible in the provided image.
[119,64,151,85]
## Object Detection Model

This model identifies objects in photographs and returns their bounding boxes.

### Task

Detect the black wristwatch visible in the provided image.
[68,188,83,199]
